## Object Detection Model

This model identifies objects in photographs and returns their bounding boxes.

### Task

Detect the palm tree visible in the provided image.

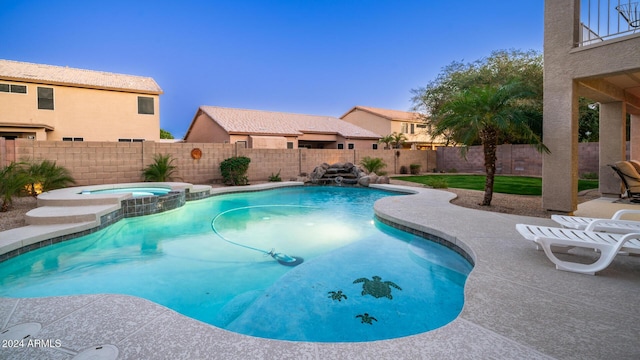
[142,154,179,182]
[0,162,29,212]
[390,132,408,149]
[359,156,387,175]
[26,160,75,195]
[378,135,394,149]
[434,81,548,206]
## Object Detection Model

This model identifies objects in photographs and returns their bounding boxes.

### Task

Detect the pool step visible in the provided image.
[25,205,119,225]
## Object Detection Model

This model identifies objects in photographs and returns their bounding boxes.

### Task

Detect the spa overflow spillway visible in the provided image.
[80,187,171,197]
[0,186,473,342]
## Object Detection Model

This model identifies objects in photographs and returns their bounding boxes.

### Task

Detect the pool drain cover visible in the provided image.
[72,344,119,360]
[0,322,42,341]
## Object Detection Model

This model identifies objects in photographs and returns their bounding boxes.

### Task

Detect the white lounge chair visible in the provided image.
[551,209,640,233]
[516,223,640,275]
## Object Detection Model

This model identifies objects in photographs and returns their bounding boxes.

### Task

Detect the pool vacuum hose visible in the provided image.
[210,206,304,266]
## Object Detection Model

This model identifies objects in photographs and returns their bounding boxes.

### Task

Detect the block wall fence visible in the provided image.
[0,139,436,186]
[436,142,601,176]
[0,139,603,186]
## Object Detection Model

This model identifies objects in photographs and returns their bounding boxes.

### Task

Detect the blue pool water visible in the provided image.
[0,186,472,342]
[80,187,171,197]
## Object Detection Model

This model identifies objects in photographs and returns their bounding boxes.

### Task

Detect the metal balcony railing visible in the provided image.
[580,0,640,46]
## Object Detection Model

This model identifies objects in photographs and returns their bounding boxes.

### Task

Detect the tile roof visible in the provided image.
[341,106,422,122]
[199,106,381,138]
[0,59,162,94]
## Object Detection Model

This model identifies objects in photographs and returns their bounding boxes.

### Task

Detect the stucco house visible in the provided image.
[183,106,381,149]
[543,0,640,212]
[0,59,162,142]
[340,106,445,150]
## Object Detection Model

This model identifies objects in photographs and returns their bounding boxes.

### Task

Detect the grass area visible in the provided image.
[392,174,599,196]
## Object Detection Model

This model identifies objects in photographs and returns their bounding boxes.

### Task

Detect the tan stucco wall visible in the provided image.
[0,81,160,141]
[543,0,640,212]
[184,112,231,143]
[248,136,287,149]
[341,110,391,136]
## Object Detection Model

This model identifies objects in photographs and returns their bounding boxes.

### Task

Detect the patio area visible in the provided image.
[1,183,638,359]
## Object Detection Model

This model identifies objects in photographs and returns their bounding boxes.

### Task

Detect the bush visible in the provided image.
[0,162,30,212]
[359,156,387,175]
[580,172,598,180]
[410,164,421,175]
[268,170,282,182]
[143,154,179,182]
[399,165,409,174]
[220,156,251,185]
[26,160,75,195]
[426,178,448,189]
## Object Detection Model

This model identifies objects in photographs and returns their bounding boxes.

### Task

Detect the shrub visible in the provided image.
[268,170,282,182]
[410,164,421,175]
[399,165,409,174]
[220,156,251,185]
[359,156,387,175]
[26,160,75,195]
[426,178,448,189]
[0,162,30,212]
[580,172,598,180]
[143,154,179,182]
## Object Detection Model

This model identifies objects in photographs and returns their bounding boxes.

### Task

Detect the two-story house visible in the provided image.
[340,106,446,150]
[0,59,162,142]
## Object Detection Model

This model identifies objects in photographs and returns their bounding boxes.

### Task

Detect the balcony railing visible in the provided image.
[580,0,640,46]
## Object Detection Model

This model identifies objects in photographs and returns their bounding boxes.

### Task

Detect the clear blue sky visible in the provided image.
[0,0,543,138]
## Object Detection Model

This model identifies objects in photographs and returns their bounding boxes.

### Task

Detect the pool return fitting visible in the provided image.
[210,205,304,266]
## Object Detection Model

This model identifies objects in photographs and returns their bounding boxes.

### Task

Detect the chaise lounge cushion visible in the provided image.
[614,161,640,196]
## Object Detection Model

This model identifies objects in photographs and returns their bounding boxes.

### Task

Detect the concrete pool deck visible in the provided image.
[0,183,639,359]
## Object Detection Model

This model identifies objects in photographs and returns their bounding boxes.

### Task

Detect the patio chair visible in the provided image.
[516,223,640,275]
[609,161,640,202]
[551,209,640,233]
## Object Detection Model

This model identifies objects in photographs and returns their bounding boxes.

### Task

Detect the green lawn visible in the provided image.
[392,174,599,196]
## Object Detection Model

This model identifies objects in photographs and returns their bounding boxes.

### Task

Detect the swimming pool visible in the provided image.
[0,186,472,342]
[80,187,171,197]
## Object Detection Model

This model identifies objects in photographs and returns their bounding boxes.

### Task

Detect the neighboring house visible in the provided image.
[184,106,381,149]
[542,0,640,212]
[0,59,162,142]
[340,106,445,150]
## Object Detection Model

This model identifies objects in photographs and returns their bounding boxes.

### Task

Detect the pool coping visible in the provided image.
[1,183,639,359]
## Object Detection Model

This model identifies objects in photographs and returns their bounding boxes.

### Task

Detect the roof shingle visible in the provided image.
[199,106,381,138]
[342,106,421,122]
[0,59,162,94]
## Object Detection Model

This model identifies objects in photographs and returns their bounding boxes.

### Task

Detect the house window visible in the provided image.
[401,123,408,133]
[0,84,27,93]
[37,87,54,110]
[348,143,354,150]
[11,85,27,94]
[118,138,132,142]
[62,137,84,142]
[235,141,247,148]
[132,139,144,142]
[372,143,378,150]
[138,96,154,114]
[410,123,415,134]
[287,142,294,149]
[337,143,344,149]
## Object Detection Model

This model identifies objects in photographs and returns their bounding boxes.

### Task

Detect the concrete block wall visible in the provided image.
[3,139,434,186]
[436,142,602,176]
